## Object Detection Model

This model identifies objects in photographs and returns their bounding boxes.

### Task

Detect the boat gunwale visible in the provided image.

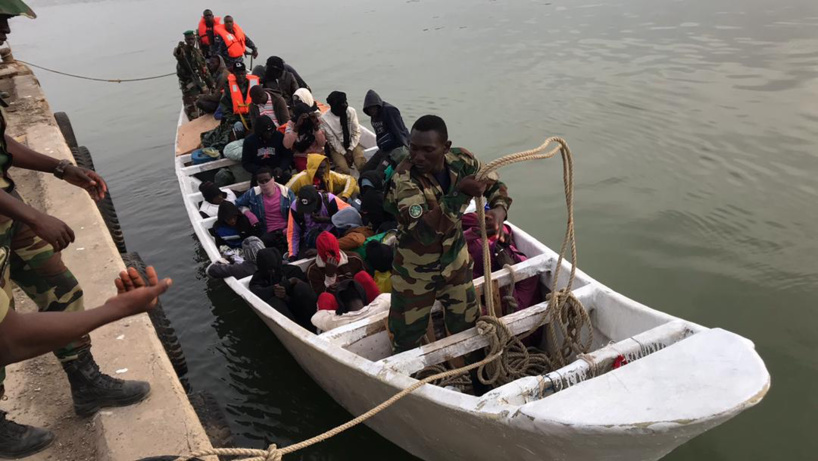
[173,108,768,436]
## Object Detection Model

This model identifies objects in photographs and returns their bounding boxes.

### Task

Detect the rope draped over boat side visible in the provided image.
[174,137,594,461]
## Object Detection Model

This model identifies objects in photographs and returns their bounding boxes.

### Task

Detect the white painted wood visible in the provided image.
[174,108,770,461]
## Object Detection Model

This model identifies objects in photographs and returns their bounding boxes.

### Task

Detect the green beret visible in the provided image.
[183,30,195,37]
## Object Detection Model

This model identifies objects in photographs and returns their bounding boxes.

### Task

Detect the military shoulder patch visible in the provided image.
[408,204,423,219]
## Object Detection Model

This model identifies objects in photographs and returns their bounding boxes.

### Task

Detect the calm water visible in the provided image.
[12,0,818,459]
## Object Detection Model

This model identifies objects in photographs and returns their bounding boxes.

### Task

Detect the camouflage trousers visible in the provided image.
[182,88,203,120]
[0,197,88,389]
[389,258,479,353]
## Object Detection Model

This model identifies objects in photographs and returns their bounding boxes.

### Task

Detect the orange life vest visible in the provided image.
[215,23,247,59]
[227,74,259,115]
[197,16,221,46]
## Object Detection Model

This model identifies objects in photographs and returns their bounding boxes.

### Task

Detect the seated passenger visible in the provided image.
[312,291,390,333]
[199,181,237,218]
[283,103,327,172]
[212,201,259,248]
[236,167,295,255]
[331,206,375,251]
[261,56,299,105]
[364,239,394,294]
[249,248,318,332]
[321,91,365,174]
[241,116,292,180]
[293,88,318,112]
[286,153,358,202]
[361,89,410,174]
[305,231,374,297]
[462,213,542,314]
[206,236,265,279]
[286,186,348,260]
[219,61,258,137]
[360,189,396,233]
[197,56,229,114]
[249,85,289,129]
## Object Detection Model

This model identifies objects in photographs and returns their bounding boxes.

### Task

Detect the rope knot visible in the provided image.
[265,444,283,461]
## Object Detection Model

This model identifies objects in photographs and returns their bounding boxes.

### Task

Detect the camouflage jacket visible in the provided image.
[175,45,213,92]
[385,147,512,279]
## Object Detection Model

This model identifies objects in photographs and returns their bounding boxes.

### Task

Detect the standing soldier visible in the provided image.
[213,15,258,70]
[174,30,214,120]
[197,8,221,58]
[0,1,156,457]
[385,115,512,355]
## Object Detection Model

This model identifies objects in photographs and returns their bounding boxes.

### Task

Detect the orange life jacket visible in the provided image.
[215,23,247,59]
[197,16,221,46]
[228,74,259,115]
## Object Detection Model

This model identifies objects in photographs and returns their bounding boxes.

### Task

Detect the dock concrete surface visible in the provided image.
[0,61,213,460]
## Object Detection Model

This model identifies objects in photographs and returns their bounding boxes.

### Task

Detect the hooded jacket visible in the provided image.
[363,90,410,153]
[249,247,307,301]
[286,153,359,199]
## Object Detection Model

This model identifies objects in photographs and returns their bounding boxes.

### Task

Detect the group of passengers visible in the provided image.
[179,9,543,338]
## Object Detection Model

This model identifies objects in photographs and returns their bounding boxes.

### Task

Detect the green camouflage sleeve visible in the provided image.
[459,149,513,213]
[386,169,471,246]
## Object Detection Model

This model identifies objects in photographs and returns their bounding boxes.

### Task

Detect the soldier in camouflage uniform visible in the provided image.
[0,2,155,456]
[385,115,511,353]
[174,30,214,120]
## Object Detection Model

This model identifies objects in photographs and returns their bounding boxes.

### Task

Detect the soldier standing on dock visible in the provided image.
[174,30,214,120]
[0,1,160,456]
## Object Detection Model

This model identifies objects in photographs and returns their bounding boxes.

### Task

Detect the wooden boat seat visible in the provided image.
[377,284,597,376]
[319,253,554,350]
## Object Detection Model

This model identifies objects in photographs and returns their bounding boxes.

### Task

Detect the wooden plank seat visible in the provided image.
[319,253,555,351]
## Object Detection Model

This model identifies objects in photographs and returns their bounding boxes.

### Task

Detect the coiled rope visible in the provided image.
[174,137,593,461]
[15,60,176,83]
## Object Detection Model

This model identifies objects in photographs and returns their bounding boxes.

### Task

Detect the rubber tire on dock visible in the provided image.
[70,146,127,253]
[120,252,189,378]
[53,111,79,149]
[188,391,234,448]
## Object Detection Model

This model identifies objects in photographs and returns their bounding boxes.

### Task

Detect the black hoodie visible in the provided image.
[362,90,409,153]
[249,248,307,300]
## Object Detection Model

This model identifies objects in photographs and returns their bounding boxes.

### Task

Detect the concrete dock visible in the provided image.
[0,60,213,460]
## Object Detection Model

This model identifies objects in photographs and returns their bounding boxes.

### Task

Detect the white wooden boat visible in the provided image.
[174,110,769,460]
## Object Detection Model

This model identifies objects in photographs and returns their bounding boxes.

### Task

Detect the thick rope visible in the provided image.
[15,60,176,83]
[475,137,593,370]
[175,318,507,461]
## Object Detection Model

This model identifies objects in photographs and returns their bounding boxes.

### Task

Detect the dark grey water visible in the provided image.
[12,0,818,459]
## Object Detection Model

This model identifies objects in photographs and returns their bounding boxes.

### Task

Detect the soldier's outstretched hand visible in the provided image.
[113,266,172,313]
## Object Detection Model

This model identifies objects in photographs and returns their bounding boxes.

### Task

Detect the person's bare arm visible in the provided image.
[0,188,75,251]
[0,267,171,367]
[5,135,108,201]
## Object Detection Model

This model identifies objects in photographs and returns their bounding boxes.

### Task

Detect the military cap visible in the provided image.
[0,0,36,18]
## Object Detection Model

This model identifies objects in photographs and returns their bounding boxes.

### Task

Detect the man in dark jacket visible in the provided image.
[261,56,300,106]
[249,248,317,332]
[361,90,410,173]
[241,116,292,179]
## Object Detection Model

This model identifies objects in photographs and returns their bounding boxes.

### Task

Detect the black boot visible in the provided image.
[61,351,151,417]
[0,411,54,458]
